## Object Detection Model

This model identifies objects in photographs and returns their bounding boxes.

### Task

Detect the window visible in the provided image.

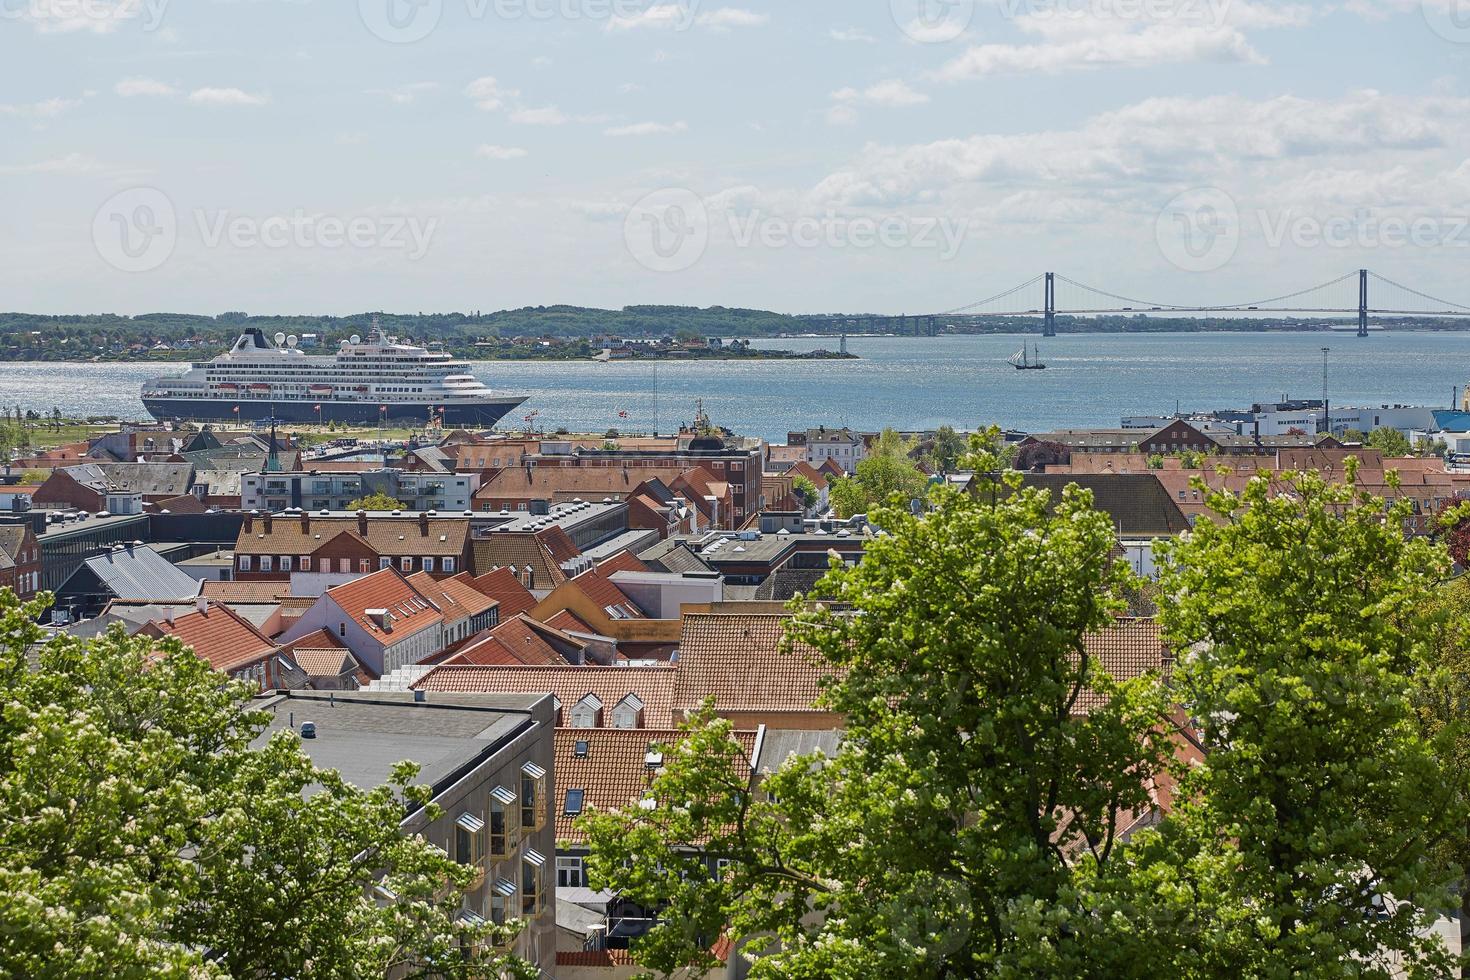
[490,880,515,924]
[557,856,585,889]
[489,786,518,858]
[423,557,435,573]
[521,763,546,830]
[339,622,347,638]
[611,693,644,730]
[379,557,391,570]
[442,557,455,573]
[359,558,371,573]
[454,812,485,866]
[238,555,252,571]
[259,556,273,573]
[400,557,413,572]
[573,739,589,758]
[563,789,585,816]
[569,694,601,729]
[299,556,311,571]
[521,850,545,915]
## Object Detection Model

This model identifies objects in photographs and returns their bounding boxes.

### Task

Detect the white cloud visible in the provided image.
[932,25,1263,79]
[465,77,516,111]
[0,95,86,118]
[0,153,103,176]
[511,106,568,125]
[829,26,875,43]
[825,104,860,127]
[476,144,528,160]
[187,87,268,107]
[368,82,439,106]
[832,79,930,108]
[114,77,177,98]
[808,90,1463,210]
[607,4,768,31]
[603,120,688,137]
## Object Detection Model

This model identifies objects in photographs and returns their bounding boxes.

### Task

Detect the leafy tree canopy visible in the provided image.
[348,492,408,512]
[0,591,534,979]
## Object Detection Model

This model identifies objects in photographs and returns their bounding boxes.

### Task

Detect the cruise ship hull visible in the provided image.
[142,396,527,428]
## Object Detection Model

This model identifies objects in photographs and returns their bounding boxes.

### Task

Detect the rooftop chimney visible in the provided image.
[263,513,273,533]
[244,514,254,533]
[196,596,208,615]
[357,509,369,536]
[419,512,429,536]
[300,512,310,533]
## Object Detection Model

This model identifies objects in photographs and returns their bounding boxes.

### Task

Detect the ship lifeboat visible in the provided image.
[248,384,271,393]
[217,383,240,392]
[309,385,334,395]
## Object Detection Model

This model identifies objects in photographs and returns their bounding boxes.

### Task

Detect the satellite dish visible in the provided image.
[350,334,362,345]
[274,332,287,346]
[287,335,299,348]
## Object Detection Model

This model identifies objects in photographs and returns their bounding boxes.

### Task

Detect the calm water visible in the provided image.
[1,332,1464,442]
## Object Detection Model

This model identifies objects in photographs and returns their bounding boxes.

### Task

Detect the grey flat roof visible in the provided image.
[253,691,544,795]
[83,545,202,601]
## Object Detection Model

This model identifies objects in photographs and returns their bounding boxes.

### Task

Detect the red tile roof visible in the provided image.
[449,615,577,667]
[138,601,279,673]
[280,629,359,677]
[412,663,678,727]
[568,569,646,619]
[406,570,499,621]
[325,568,443,642]
[552,727,758,842]
[1077,618,1173,713]
[462,566,537,619]
[596,549,649,577]
[675,610,828,714]
[544,609,598,635]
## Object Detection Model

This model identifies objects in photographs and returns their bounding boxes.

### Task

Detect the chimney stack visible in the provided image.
[300,512,310,533]
[419,512,430,536]
[197,596,208,615]
[263,513,273,533]
[358,509,369,536]
[244,514,254,533]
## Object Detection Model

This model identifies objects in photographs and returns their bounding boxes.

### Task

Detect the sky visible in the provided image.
[2,0,1470,317]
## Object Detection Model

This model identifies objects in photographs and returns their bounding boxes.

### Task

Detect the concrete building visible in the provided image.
[242,469,476,514]
[251,690,557,971]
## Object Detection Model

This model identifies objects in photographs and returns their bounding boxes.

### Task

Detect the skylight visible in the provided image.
[564,789,585,815]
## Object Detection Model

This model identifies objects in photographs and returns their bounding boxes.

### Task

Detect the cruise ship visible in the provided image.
[141,324,528,427]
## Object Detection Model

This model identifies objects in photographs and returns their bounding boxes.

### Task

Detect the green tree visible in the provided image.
[348,491,408,511]
[827,428,928,519]
[0,590,534,979]
[791,474,819,510]
[581,449,1174,976]
[926,424,967,474]
[1364,426,1413,456]
[1102,466,1468,976]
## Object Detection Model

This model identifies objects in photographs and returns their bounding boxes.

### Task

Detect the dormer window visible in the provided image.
[569,693,602,729]
[611,693,644,730]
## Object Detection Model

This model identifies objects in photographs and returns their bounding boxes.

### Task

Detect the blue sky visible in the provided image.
[3,0,1469,316]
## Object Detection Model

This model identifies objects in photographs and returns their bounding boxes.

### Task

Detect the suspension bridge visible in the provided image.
[803,269,1470,339]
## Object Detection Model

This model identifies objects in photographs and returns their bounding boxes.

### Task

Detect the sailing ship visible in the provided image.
[1008,342,1046,371]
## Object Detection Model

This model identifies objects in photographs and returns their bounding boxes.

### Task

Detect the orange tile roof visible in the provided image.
[595,549,648,576]
[675,610,829,714]
[544,609,598,635]
[235,515,469,558]
[412,663,678,727]
[406,570,498,621]
[568,569,645,619]
[1077,618,1173,713]
[201,579,295,602]
[138,601,279,673]
[463,567,538,619]
[553,727,758,842]
[325,568,443,642]
[449,615,576,667]
[281,629,359,677]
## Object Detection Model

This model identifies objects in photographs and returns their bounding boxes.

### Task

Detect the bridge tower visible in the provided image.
[1357,269,1370,338]
[928,315,937,337]
[1043,272,1057,338]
